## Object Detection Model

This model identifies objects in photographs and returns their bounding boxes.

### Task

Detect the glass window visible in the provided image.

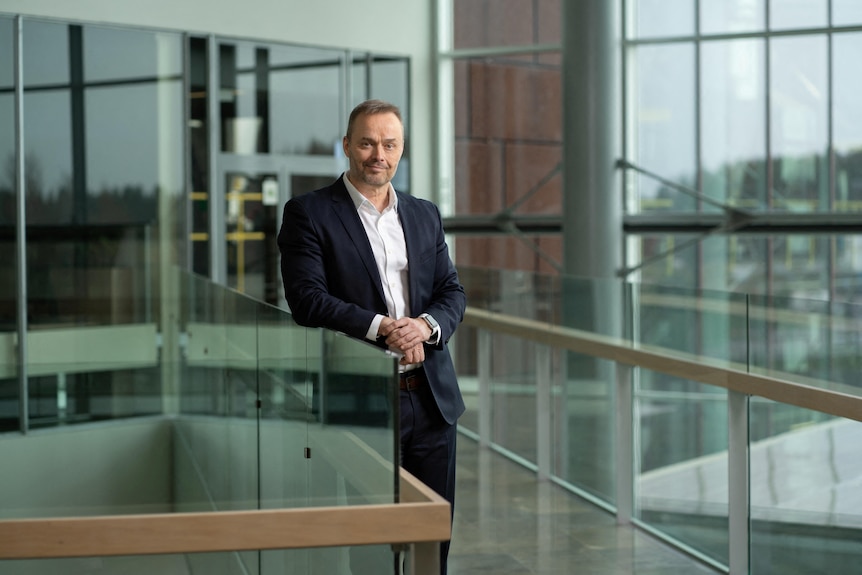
[369,56,410,192]
[769,0,827,30]
[0,16,16,432]
[770,35,828,212]
[23,89,73,224]
[351,52,369,108]
[629,0,694,39]
[631,43,697,212]
[84,25,183,82]
[0,16,14,227]
[833,0,862,25]
[833,33,862,212]
[22,19,68,87]
[700,0,765,35]
[701,39,767,210]
[834,235,862,303]
[268,44,342,156]
[633,234,699,287]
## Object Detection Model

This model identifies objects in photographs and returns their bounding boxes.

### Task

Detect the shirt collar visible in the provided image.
[343,172,397,212]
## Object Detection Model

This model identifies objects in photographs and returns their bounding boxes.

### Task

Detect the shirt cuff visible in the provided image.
[367,314,384,342]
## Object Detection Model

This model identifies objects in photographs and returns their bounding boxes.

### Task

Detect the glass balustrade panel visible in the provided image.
[749,404,862,574]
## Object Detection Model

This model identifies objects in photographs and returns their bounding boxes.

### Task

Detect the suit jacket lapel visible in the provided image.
[396,194,421,316]
[329,178,387,306]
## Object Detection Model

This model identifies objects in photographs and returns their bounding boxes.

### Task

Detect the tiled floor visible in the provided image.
[448,434,719,575]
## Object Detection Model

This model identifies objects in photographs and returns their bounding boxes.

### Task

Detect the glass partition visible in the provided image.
[0,15,17,433]
[456,265,862,572]
[0,268,400,574]
[750,403,862,574]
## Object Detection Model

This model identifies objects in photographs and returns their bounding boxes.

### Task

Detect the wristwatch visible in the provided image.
[419,313,440,342]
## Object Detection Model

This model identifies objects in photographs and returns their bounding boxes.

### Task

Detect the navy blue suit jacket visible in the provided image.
[277,175,466,424]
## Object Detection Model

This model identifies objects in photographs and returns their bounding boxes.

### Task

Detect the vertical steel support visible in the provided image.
[536,344,552,481]
[477,329,492,448]
[728,389,750,575]
[562,0,621,279]
[207,35,226,285]
[615,363,633,524]
[14,15,29,434]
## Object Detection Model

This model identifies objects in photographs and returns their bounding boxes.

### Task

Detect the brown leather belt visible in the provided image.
[399,368,425,391]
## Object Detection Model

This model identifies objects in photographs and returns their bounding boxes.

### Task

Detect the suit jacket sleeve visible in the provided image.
[277,192,383,341]
[406,199,466,350]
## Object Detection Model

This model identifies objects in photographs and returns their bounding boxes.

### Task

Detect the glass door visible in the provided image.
[219,154,345,306]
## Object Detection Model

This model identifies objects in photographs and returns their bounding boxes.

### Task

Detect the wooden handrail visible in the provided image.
[0,468,450,560]
[463,306,862,423]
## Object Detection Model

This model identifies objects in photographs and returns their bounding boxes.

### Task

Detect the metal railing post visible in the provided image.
[728,389,750,575]
[536,344,552,480]
[615,363,633,524]
[477,329,492,448]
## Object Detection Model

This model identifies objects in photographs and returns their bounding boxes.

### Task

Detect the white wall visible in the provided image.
[1,0,438,199]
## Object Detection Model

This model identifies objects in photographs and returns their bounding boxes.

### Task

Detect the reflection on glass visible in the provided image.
[225,171,279,302]
[724,235,769,294]
[633,284,740,568]
[701,39,766,211]
[83,25,182,82]
[631,0,694,39]
[85,83,181,221]
[770,35,828,212]
[632,43,696,212]
[700,0,765,34]
[23,90,72,208]
[834,235,862,302]
[0,16,11,87]
[769,0,827,30]
[634,234,698,288]
[22,19,69,87]
[0,16,16,434]
[635,370,729,567]
[747,292,858,387]
[833,33,862,212]
[749,406,862,574]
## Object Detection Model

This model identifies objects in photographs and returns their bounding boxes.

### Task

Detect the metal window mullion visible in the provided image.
[827,4,836,301]
[694,1,704,289]
[14,15,29,434]
[207,35,226,285]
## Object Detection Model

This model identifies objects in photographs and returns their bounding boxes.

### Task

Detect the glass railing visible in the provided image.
[454,265,862,575]
[0,269,401,573]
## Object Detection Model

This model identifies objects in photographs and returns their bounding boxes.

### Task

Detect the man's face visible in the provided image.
[342,112,404,193]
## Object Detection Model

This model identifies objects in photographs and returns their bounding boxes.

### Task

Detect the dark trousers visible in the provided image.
[400,371,457,575]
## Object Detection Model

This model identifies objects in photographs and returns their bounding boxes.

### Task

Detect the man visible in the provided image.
[277,99,466,574]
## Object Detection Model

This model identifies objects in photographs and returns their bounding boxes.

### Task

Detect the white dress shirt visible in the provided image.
[343,174,441,367]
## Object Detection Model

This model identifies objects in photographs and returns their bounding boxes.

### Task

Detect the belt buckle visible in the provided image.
[402,373,420,391]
